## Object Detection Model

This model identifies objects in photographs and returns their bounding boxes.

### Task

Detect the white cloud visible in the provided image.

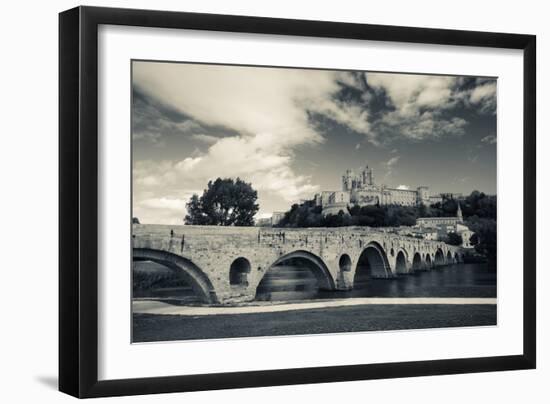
[256,212,274,220]
[191,134,220,144]
[134,62,370,148]
[134,134,320,204]
[481,135,497,144]
[140,197,187,211]
[175,156,203,172]
[383,155,401,180]
[470,81,497,104]
[386,156,400,167]
[132,62,371,223]
[367,73,457,115]
[308,98,371,136]
[396,184,410,190]
[376,111,467,141]
[133,104,202,145]
[467,81,497,114]
[364,73,496,141]
[365,72,469,141]
[133,192,198,225]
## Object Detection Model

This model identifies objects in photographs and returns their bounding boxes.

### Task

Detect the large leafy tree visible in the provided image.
[466,216,497,267]
[445,232,463,246]
[184,178,259,226]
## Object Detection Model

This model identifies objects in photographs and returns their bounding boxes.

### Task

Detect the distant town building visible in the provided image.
[403,227,439,241]
[456,223,475,248]
[271,212,286,226]
[258,212,287,227]
[439,192,463,200]
[416,203,474,248]
[314,163,445,216]
[416,202,463,229]
[256,217,272,227]
[427,194,444,205]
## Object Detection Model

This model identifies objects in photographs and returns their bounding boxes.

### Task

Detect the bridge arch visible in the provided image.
[446,251,453,264]
[133,248,218,304]
[353,241,392,287]
[454,252,460,263]
[412,252,423,271]
[425,253,433,269]
[435,248,445,266]
[259,250,336,293]
[339,254,352,272]
[229,257,251,287]
[395,250,409,274]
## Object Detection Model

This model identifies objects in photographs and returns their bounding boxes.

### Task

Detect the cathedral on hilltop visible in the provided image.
[314,164,444,216]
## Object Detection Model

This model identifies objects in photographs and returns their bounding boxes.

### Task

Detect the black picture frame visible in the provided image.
[59,6,536,398]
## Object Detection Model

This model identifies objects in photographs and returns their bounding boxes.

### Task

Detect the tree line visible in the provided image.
[275,191,495,228]
[181,178,496,265]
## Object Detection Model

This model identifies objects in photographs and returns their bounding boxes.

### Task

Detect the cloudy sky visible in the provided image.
[132,60,497,225]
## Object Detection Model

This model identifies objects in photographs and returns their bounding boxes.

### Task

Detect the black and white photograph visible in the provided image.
[131,61,498,343]
[0,0,543,401]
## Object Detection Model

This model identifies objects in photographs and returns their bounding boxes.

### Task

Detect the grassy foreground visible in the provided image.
[133,303,496,342]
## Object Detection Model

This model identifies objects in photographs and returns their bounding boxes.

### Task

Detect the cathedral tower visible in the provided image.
[342,169,353,191]
[360,164,374,187]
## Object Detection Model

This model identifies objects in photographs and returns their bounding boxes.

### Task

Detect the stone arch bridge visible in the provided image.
[133,224,464,305]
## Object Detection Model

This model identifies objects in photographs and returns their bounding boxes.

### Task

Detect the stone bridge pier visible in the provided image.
[133,225,464,304]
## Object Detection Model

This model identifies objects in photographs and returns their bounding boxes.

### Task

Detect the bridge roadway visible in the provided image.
[133,224,464,305]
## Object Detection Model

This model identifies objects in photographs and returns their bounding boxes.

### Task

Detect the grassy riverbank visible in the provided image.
[133,304,496,342]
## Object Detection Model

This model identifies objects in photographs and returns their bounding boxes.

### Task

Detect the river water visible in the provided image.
[134,261,495,304]
[255,263,496,302]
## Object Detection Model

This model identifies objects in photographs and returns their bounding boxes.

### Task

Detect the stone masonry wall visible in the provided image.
[133,224,463,304]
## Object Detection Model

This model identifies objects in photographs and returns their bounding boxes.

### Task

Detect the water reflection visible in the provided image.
[256,263,496,302]
[134,260,496,305]
[256,259,321,302]
[133,261,202,303]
